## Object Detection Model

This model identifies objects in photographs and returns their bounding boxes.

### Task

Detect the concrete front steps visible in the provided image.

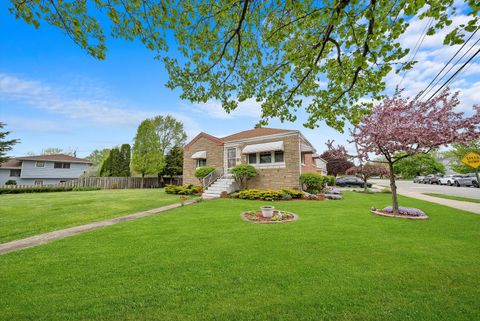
[202,177,237,199]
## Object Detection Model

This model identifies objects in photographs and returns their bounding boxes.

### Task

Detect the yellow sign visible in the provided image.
[461,152,480,169]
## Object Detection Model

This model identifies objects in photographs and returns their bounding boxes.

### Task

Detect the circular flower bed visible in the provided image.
[240,210,298,224]
[371,206,428,220]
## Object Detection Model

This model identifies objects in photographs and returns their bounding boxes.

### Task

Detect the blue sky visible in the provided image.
[1,2,478,158]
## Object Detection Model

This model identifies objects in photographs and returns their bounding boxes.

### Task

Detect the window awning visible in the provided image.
[301,143,314,153]
[242,141,284,154]
[191,151,207,159]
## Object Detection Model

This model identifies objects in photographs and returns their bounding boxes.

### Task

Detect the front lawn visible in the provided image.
[0,188,187,243]
[0,192,478,320]
[423,192,480,204]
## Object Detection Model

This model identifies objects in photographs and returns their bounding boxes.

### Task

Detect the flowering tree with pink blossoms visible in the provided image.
[351,89,480,215]
[346,164,389,192]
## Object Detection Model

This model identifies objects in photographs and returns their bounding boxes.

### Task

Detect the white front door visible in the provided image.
[227,148,237,171]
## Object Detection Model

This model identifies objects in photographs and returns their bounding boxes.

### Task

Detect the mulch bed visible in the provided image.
[240,210,298,224]
[370,210,429,220]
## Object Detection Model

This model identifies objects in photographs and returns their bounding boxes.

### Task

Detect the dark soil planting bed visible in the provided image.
[241,210,298,223]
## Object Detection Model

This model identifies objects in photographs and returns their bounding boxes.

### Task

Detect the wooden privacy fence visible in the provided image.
[2,177,183,190]
[59,176,183,189]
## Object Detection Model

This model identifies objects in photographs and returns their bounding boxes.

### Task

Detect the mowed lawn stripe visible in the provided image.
[0,189,186,243]
[0,192,478,320]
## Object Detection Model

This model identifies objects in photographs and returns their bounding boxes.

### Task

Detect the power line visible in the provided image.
[417,28,479,100]
[426,46,480,100]
[398,18,433,88]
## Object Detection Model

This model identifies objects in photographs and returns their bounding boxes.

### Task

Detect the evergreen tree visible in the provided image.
[119,144,131,177]
[163,145,183,177]
[110,148,122,176]
[131,120,164,187]
[0,122,19,163]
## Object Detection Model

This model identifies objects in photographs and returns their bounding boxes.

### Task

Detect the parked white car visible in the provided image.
[439,174,464,186]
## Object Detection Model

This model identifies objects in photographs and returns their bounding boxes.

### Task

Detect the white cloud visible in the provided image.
[186,98,262,119]
[0,72,202,138]
[386,13,480,114]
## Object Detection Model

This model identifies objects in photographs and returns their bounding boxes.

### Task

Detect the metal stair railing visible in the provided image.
[202,168,224,189]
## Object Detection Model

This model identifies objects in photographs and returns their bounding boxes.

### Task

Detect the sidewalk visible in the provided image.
[0,199,198,255]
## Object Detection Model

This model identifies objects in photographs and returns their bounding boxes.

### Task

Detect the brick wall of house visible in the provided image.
[301,153,324,175]
[183,137,224,186]
[234,134,302,190]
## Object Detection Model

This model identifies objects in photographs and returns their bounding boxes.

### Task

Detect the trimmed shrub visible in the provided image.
[230,164,257,189]
[299,173,324,193]
[5,180,17,185]
[281,189,303,199]
[165,184,202,195]
[194,166,215,182]
[0,186,99,194]
[237,189,304,201]
[324,175,336,186]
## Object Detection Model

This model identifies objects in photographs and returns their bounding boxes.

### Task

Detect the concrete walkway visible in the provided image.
[0,199,198,255]
[372,184,480,214]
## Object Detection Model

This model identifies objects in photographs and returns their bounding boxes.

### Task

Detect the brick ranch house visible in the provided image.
[183,127,327,198]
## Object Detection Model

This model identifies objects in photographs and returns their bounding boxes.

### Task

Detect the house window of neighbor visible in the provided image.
[248,153,257,164]
[35,161,45,168]
[259,152,272,164]
[34,180,43,186]
[10,169,21,177]
[196,158,207,168]
[274,151,284,163]
[54,162,71,169]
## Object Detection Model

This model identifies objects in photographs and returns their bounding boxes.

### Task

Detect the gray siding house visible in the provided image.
[0,154,92,186]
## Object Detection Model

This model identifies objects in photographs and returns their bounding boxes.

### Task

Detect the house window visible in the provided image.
[301,153,305,165]
[196,159,207,168]
[274,151,284,163]
[259,152,272,164]
[10,169,21,177]
[248,151,285,165]
[35,161,45,168]
[54,162,71,169]
[34,180,43,186]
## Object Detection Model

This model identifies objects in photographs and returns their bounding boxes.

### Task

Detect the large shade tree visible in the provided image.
[393,152,445,178]
[443,140,480,174]
[7,0,479,130]
[352,89,480,214]
[131,120,164,187]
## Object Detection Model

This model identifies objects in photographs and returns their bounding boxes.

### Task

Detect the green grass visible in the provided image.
[423,193,480,204]
[0,189,188,243]
[0,192,478,320]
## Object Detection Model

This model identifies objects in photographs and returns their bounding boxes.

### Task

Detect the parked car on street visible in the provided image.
[423,174,435,184]
[336,176,372,188]
[426,174,443,184]
[413,176,425,183]
[453,173,479,188]
[439,174,464,186]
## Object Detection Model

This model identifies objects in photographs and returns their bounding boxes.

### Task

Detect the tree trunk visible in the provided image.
[141,173,145,189]
[363,176,368,192]
[388,162,399,215]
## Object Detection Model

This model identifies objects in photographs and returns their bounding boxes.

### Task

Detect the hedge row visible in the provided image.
[234,189,304,201]
[165,184,203,195]
[0,186,101,194]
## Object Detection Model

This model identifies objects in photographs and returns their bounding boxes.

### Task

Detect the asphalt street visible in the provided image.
[371,179,480,199]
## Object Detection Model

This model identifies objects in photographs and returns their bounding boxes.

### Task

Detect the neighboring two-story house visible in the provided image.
[183,127,327,197]
[0,154,92,186]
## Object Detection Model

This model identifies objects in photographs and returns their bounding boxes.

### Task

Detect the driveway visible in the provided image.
[370,179,480,214]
